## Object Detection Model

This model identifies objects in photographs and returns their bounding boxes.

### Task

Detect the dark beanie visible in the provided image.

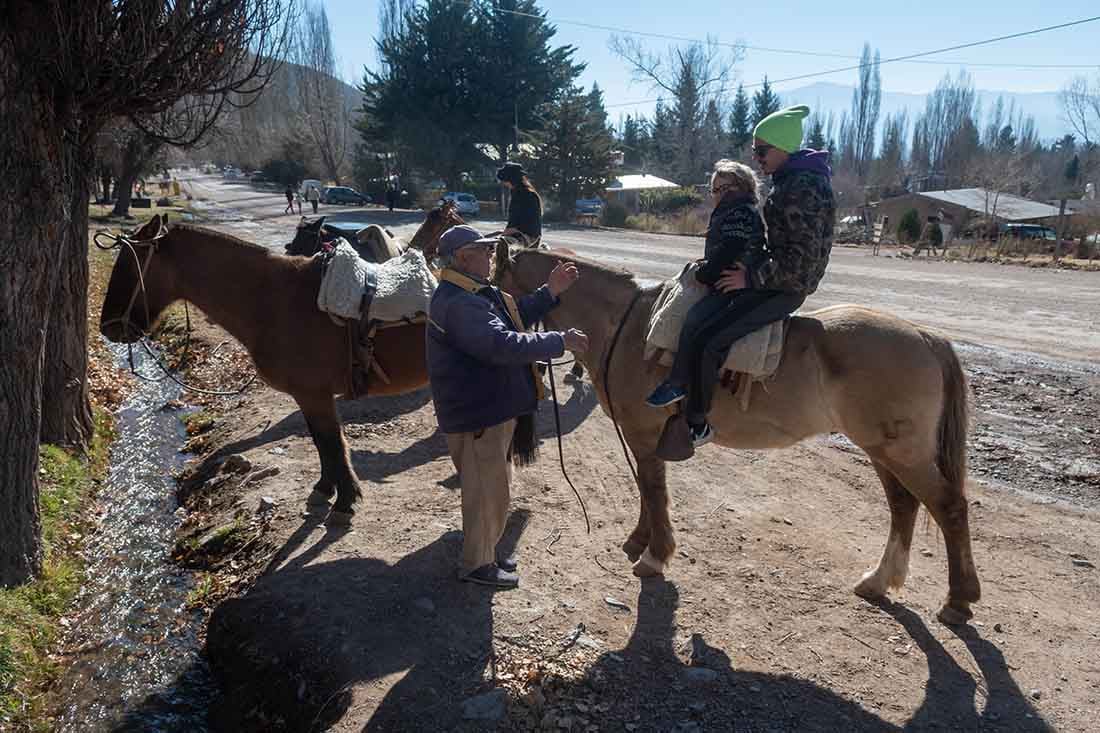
[496,162,526,184]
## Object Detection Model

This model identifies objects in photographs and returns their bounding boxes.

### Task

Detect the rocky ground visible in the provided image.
[142,309,1098,733]
[113,184,1099,731]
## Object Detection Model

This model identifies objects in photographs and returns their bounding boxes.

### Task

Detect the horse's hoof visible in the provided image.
[853,570,887,601]
[622,539,645,564]
[937,601,973,626]
[632,548,665,578]
[306,488,333,507]
[325,510,354,528]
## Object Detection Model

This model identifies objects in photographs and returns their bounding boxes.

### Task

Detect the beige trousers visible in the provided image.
[446,419,516,573]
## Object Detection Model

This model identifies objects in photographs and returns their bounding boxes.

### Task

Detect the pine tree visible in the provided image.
[531,84,615,216]
[751,76,780,127]
[621,114,641,169]
[728,84,751,154]
[806,115,826,150]
[701,99,723,175]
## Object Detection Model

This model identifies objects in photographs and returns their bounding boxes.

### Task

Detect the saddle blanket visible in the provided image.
[317,239,437,322]
[645,262,785,378]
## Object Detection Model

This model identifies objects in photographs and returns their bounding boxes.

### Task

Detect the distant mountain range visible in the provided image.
[777,81,1068,143]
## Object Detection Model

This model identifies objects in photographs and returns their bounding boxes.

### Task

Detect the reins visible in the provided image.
[601,289,645,488]
[543,357,591,534]
[95,228,259,397]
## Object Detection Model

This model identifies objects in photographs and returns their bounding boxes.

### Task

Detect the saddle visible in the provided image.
[646,262,788,410]
[316,240,435,398]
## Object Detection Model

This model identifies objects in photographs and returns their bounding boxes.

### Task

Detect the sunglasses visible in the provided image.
[752,144,775,158]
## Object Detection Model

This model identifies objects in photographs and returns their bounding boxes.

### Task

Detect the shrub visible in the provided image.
[639,186,704,215]
[897,208,921,243]
[601,202,628,228]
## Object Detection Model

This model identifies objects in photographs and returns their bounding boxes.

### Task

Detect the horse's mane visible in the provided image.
[169,223,274,255]
[515,247,639,287]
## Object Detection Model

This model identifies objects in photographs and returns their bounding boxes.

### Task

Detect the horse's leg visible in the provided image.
[622,492,650,563]
[854,460,919,601]
[298,393,361,526]
[303,410,337,508]
[886,460,980,625]
[632,455,674,578]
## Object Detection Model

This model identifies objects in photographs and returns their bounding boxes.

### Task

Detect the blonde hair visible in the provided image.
[710,159,761,206]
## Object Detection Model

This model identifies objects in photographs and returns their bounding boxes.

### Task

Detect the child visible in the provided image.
[646,160,769,446]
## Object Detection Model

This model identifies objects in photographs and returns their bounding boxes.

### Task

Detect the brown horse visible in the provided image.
[495,246,980,625]
[99,207,460,525]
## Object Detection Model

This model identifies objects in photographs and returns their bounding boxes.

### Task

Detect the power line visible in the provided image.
[462,1,1100,70]
[603,14,1100,109]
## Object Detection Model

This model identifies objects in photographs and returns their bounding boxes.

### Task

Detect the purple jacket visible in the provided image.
[427,278,564,433]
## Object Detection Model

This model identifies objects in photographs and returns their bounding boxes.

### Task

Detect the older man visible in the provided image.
[427,225,587,587]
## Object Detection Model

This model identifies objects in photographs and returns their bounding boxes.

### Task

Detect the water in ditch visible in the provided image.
[52,343,215,731]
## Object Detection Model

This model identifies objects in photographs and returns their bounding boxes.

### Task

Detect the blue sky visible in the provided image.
[326,0,1099,119]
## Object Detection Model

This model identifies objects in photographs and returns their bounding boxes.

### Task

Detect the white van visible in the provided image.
[299,179,323,197]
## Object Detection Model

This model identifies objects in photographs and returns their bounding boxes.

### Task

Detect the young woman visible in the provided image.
[497,162,543,248]
[645,160,772,446]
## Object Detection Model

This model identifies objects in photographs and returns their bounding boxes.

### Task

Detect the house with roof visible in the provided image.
[604,173,681,213]
[873,188,1073,241]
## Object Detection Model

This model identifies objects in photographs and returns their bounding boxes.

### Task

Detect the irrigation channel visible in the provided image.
[52,342,214,731]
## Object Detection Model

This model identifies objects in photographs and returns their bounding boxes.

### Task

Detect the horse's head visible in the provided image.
[285,215,327,257]
[415,200,465,260]
[493,243,579,297]
[99,215,174,343]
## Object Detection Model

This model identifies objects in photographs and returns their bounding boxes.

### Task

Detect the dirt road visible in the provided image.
[160,179,1099,731]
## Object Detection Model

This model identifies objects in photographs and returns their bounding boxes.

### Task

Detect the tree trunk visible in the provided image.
[41,164,94,449]
[1,56,70,586]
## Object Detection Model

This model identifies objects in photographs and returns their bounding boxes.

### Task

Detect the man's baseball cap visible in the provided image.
[438,225,498,257]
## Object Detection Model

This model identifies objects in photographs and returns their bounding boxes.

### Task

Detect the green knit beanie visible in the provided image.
[753,104,811,153]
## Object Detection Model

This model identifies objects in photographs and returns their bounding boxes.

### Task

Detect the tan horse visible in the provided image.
[99,207,461,525]
[495,246,980,625]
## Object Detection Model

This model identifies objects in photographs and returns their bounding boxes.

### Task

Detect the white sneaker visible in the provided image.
[691,422,714,448]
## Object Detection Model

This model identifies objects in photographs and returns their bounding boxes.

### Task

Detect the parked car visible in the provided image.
[299,179,324,197]
[321,186,371,205]
[441,192,479,216]
[575,198,603,216]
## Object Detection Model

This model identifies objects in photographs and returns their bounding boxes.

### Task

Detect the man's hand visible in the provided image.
[562,328,589,353]
[715,264,748,293]
[547,260,580,297]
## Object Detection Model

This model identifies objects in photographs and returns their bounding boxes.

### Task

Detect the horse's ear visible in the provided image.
[493,239,511,279]
[132,214,162,241]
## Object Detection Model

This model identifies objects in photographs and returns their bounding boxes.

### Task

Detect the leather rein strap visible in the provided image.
[602,289,645,489]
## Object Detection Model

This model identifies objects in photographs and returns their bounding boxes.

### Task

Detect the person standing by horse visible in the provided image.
[427,224,587,587]
[647,105,835,446]
[497,162,543,249]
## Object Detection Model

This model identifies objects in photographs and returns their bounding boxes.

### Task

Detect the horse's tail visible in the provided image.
[920,329,970,494]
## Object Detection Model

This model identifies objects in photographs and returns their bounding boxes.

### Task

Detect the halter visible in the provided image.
[95,219,168,340]
[95,222,259,396]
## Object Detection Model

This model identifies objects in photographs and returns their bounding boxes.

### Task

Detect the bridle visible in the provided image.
[95,222,258,396]
[95,220,168,341]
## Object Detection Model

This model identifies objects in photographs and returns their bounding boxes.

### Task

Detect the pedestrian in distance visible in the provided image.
[284,184,294,214]
[307,184,320,214]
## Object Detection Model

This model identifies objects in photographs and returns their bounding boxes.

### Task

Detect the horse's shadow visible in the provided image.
[349,380,598,486]
[545,584,1052,732]
[878,600,1052,731]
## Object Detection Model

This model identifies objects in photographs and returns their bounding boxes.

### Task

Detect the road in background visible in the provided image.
[179,173,1099,363]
